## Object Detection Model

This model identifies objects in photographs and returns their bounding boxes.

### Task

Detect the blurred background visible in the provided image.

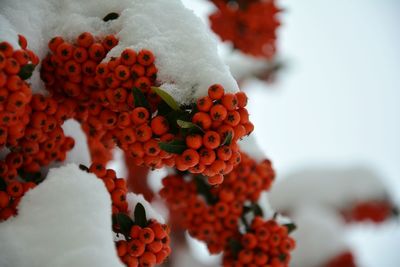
[178,0,400,266]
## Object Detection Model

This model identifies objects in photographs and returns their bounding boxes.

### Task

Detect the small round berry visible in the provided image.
[128,239,145,257]
[203,131,220,149]
[150,116,169,136]
[121,48,137,65]
[137,49,155,66]
[139,227,155,244]
[221,93,238,111]
[185,134,202,150]
[7,181,24,198]
[208,174,224,185]
[236,91,248,108]
[208,84,224,100]
[88,43,105,61]
[77,32,94,48]
[210,104,227,121]
[131,107,150,125]
[192,112,212,130]
[197,96,213,112]
[0,191,10,209]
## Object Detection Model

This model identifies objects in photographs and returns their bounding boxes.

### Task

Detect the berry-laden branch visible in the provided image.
[209,0,281,58]
[41,32,254,185]
[0,26,290,266]
[160,151,296,266]
[83,163,171,267]
[0,37,74,221]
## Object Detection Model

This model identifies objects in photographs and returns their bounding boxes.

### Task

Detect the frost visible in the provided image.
[0,164,123,267]
[0,0,238,103]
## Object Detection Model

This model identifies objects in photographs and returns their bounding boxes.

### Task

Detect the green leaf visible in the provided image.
[0,178,6,191]
[79,164,89,172]
[151,87,180,111]
[194,175,218,205]
[103,12,119,22]
[132,87,151,111]
[18,64,35,80]
[134,203,148,228]
[252,203,264,217]
[279,254,287,262]
[18,169,43,184]
[113,213,134,237]
[392,206,399,217]
[164,110,191,135]
[221,131,233,146]
[159,140,187,154]
[177,120,204,133]
[156,101,174,116]
[243,206,252,214]
[228,238,243,258]
[284,223,297,234]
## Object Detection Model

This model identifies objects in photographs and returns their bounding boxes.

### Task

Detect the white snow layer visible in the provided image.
[0,0,239,103]
[269,166,388,212]
[127,193,165,224]
[239,135,268,162]
[62,119,91,166]
[0,164,124,267]
[290,205,348,267]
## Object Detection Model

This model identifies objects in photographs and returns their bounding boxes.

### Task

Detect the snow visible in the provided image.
[238,135,268,162]
[107,148,128,179]
[62,119,91,166]
[290,205,348,267]
[346,222,400,267]
[0,164,124,267]
[126,193,165,224]
[269,166,389,212]
[0,0,239,103]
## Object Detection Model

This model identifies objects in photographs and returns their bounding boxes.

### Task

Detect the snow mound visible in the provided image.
[62,119,91,166]
[290,205,347,267]
[127,193,165,224]
[239,135,267,162]
[269,166,388,211]
[0,0,238,103]
[0,164,123,267]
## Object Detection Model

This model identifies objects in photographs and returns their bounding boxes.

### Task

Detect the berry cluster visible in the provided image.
[0,179,36,221]
[160,173,242,254]
[222,216,295,267]
[41,33,120,165]
[160,151,281,255]
[116,220,171,267]
[324,251,356,267]
[86,163,171,267]
[41,32,254,183]
[0,36,74,222]
[175,85,253,185]
[14,94,75,173]
[41,32,119,101]
[0,36,37,148]
[209,0,280,58]
[216,152,274,202]
[341,200,395,224]
[88,163,128,214]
